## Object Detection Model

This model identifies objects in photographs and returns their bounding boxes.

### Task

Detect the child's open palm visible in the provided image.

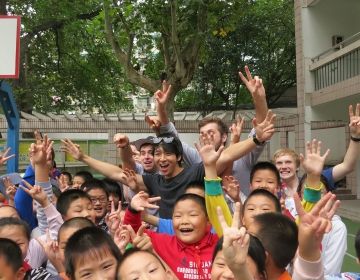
[130,191,161,212]
[300,139,330,178]
[61,139,84,161]
[195,138,224,166]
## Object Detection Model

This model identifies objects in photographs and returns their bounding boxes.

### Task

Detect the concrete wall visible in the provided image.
[302,0,360,58]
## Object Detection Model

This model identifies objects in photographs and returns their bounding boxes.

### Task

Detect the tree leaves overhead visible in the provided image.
[176,0,296,112]
[3,0,295,115]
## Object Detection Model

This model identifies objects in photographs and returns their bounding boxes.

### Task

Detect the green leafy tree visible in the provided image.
[177,0,296,113]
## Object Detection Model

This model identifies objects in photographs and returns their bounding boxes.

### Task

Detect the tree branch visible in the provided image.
[170,0,185,78]
[103,0,159,93]
[24,8,102,41]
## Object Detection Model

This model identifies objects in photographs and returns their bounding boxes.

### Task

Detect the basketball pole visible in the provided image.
[0,80,19,172]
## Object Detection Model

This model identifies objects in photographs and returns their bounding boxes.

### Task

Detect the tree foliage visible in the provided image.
[176,0,296,113]
[1,0,295,115]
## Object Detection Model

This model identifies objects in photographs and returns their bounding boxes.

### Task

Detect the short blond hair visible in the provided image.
[272,148,300,168]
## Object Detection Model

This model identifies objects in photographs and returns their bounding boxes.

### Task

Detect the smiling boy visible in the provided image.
[124,193,217,280]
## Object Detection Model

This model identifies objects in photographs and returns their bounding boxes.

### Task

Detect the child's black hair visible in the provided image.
[212,235,266,278]
[0,238,23,272]
[65,226,121,280]
[0,204,19,218]
[102,178,124,202]
[74,171,93,183]
[82,179,109,197]
[250,161,281,186]
[56,189,92,216]
[58,217,95,241]
[117,247,166,278]
[242,188,282,215]
[253,212,298,269]
[52,185,62,199]
[61,171,73,182]
[185,182,205,194]
[173,193,207,217]
[355,229,360,260]
[0,217,31,241]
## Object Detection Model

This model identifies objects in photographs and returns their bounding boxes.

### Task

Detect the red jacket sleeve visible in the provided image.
[123,208,142,233]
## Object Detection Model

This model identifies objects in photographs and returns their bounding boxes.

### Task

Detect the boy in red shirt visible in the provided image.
[124,192,217,280]
[123,139,224,280]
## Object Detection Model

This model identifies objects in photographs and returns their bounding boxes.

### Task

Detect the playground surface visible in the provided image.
[340,199,360,273]
[342,217,360,272]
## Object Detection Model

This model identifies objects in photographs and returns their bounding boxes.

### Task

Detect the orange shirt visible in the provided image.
[278,271,292,280]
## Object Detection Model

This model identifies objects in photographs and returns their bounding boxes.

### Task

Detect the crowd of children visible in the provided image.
[0,67,360,280]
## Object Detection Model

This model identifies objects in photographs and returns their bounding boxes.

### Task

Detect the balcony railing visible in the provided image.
[310,32,360,90]
[313,47,360,90]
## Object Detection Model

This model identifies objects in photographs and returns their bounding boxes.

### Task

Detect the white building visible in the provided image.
[295,0,360,197]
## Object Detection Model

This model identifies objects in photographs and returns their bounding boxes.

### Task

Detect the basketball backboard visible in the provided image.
[0,16,21,79]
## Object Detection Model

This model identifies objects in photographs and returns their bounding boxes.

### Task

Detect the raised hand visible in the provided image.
[217,203,252,278]
[0,147,15,165]
[3,177,17,205]
[239,66,266,99]
[120,168,138,190]
[113,134,130,149]
[230,115,244,144]
[130,191,161,212]
[20,180,49,208]
[154,81,172,108]
[294,192,340,261]
[222,176,241,203]
[195,137,224,167]
[37,230,65,273]
[106,201,123,236]
[349,103,360,138]
[129,224,153,251]
[57,174,71,192]
[300,139,330,179]
[145,115,161,134]
[253,110,276,142]
[30,134,54,166]
[61,139,84,161]
[114,225,131,254]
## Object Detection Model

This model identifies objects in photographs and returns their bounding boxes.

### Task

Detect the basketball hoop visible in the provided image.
[0,16,21,79]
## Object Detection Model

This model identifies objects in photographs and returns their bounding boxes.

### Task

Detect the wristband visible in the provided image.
[351,136,360,142]
[125,243,134,251]
[303,182,324,203]
[128,204,140,214]
[204,177,223,195]
[253,135,265,146]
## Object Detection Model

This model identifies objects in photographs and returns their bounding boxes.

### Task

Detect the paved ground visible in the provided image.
[339,200,360,272]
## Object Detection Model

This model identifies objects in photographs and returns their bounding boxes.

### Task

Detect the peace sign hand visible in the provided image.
[217,203,249,268]
[20,180,50,208]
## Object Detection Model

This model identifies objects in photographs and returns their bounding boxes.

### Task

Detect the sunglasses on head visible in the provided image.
[153,136,175,144]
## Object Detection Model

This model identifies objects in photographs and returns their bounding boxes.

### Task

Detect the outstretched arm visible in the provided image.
[217,110,276,174]
[332,103,360,182]
[239,65,268,123]
[113,133,136,171]
[61,139,146,192]
[300,139,330,213]
[196,140,232,237]
[155,82,172,126]
[293,192,340,280]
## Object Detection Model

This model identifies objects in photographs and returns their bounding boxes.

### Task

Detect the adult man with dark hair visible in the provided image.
[154,66,270,196]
